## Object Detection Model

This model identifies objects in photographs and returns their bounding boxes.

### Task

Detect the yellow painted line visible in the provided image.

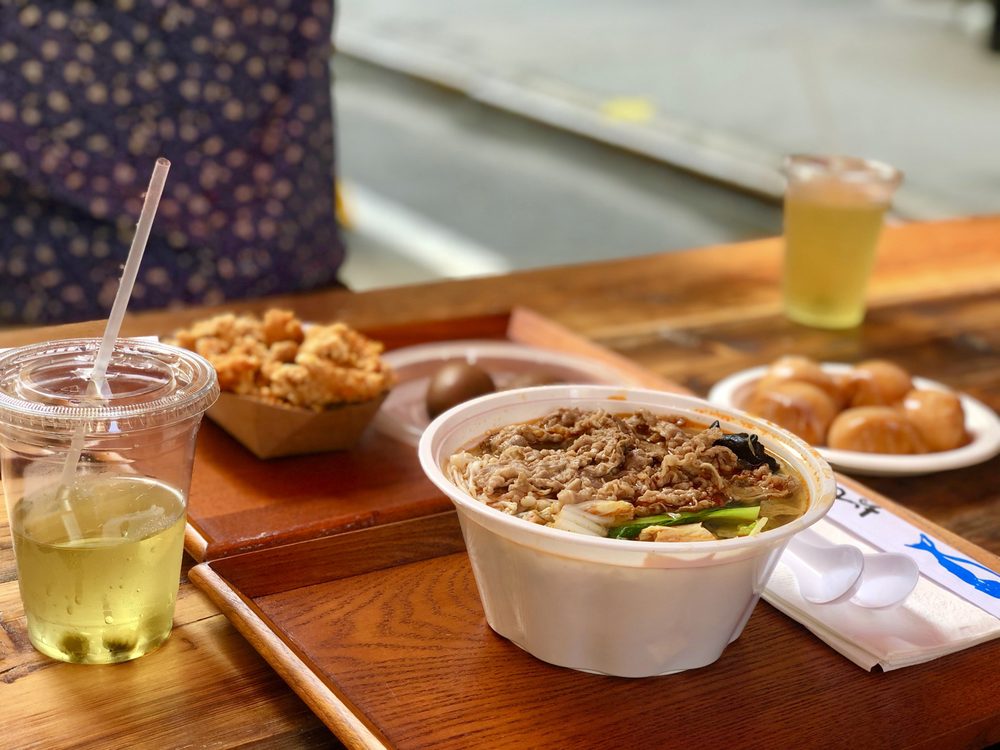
[600,97,656,123]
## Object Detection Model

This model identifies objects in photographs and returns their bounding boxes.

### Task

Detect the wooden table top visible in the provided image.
[2,215,1000,749]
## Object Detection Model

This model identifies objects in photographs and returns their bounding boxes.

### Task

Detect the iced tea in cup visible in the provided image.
[782,155,902,329]
[0,339,218,664]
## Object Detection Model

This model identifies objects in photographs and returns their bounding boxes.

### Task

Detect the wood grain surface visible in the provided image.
[0,524,342,750]
[2,216,1000,749]
[192,490,1000,750]
[183,307,681,561]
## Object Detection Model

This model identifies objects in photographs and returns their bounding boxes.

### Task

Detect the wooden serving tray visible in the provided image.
[184,308,683,561]
[190,479,1000,750]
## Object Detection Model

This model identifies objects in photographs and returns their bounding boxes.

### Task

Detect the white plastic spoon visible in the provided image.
[849,552,920,609]
[783,528,864,604]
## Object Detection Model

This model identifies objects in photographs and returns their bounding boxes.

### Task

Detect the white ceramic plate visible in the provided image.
[707,363,1000,476]
[373,340,636,446]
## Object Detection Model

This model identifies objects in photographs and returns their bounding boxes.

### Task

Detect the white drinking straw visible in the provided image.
[89,157,171,397]
[57,158,171,534]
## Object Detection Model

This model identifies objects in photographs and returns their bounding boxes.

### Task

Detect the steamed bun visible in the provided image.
[827,407,928,454]
[901,389,968,452]
[736,356,968,455]
[744,380,838,446]
[756,355,846,407]
[845,360,913,407]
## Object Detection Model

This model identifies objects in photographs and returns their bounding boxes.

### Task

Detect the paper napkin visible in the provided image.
[764,494,1000,671]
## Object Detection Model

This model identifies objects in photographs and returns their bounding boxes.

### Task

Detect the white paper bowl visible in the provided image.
[418,385,837,678]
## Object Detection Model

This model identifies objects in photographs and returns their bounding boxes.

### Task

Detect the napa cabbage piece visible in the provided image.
[607,504,761,540]
[760,495,807,526]
[638,522,717,542]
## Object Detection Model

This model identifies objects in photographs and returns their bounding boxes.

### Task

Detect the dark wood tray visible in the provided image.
[190,478,1000,750]
[184,308,683,560]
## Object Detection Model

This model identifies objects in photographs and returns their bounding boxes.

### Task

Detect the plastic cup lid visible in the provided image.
[0,338,219,433]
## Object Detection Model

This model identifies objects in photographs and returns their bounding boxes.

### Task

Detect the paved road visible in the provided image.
[337,0,1000,220]
[335,58,781,289]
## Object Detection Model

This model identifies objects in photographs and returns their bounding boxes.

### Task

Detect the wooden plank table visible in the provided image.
[2,216,1000,748]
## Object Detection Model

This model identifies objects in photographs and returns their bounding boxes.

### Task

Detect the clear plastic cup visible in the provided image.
[0,338,219,664]
[783,154,902,329]
[419,385,836,677]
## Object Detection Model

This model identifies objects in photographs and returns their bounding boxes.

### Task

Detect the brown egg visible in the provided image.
[827,406,928,454]
[744,380,838,445]
[425,361,496,419]
[845,360,913,407]
[901,388,968,452]
[755,355,845,407]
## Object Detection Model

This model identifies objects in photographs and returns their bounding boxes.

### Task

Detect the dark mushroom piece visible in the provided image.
[710,422,780,472]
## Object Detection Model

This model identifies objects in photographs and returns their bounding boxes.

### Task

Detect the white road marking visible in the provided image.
[341,181,511,278]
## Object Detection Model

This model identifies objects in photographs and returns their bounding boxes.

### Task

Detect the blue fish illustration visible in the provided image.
[906,534,1000,599]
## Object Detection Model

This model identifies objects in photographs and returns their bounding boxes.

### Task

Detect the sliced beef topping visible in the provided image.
[449,408,799,521]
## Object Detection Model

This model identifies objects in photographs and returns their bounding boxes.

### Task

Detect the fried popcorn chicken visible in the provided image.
[168,310,393,409]
[268,340,299,363]
[212,352,260,395]
[261,308,304,346]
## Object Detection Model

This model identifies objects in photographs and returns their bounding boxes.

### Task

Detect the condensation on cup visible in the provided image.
[0,339,218,664]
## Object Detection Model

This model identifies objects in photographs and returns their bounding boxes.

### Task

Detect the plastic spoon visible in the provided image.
[783,528,864,604]
[784,530,921,609]
[849,552,920,609]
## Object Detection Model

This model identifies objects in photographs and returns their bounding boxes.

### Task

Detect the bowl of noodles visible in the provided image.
[419,385,836,677]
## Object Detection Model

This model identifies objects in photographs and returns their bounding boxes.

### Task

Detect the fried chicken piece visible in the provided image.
[261,308,304,345]
[168,309,394,409]
[212,352,260,395]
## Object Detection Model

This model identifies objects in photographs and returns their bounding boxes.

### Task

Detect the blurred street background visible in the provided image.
[335,0,1000,290]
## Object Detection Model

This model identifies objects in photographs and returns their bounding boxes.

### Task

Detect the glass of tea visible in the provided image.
[782,155,902,329]
[0,339,218,664]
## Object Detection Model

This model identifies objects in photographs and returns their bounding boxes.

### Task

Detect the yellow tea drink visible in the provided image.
[782,156,901,329]
[783,181,889,328]
[0,338,218,665]
[13,475,187,664]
